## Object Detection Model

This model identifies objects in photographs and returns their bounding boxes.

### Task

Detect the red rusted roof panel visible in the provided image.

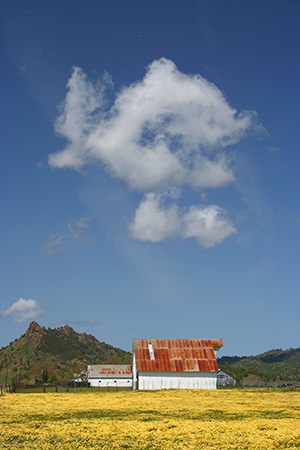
[134,339,223,373]
[174,359,183,371]
[162,359,172,371]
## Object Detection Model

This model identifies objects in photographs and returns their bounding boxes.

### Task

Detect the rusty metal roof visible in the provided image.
[87,365,132,378]
[133,339,223,373]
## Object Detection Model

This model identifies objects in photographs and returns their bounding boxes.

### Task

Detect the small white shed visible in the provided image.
[87,365,132,388]
[217,369,236,387]
[132,339,223,390]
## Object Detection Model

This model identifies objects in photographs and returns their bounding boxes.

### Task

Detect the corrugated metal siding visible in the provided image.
[133,339,223,373]
[88,365,132,378]
[138,372,217,390]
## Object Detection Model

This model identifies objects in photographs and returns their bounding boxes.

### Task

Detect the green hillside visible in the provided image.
[218,348,300,383]
[1,323,298,386]
[0,322,131,383]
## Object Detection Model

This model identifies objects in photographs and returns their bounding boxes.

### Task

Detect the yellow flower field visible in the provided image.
[1,389,300,449]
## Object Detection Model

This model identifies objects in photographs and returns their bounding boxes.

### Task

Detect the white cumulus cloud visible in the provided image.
[1,298,44,323]
[49,58,259,247]
[181,204,237,248]
[130,193,181,243]
[130,192,237,247]
[49,58,256,191]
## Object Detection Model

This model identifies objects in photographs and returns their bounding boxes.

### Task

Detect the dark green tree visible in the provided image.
[42,369,48,382]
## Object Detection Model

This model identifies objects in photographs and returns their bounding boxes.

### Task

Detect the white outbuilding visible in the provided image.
[132,339,223,390]
[217,369,236,387]
[87,365,132,388]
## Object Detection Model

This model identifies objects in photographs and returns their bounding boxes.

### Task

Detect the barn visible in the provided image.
[132,339,223,390]
[87,365,132,388]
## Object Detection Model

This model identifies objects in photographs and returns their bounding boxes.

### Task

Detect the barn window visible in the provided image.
[148,343,155,360]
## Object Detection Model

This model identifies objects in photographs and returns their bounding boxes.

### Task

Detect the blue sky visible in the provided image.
[1,0,299,357]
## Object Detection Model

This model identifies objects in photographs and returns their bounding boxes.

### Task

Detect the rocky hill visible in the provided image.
[1,324,298,386]
[0,322,131,383]
[218,348,300,383]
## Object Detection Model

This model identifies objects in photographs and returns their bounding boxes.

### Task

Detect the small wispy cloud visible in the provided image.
[267,146,281,153]
[235,154,270,225]
[44,217,91,254]
[1,298,44,323]
[51,320,99,328]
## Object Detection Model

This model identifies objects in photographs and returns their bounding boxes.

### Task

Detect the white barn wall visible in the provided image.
[132,353,137,389]
[89,378,132,388]
[137,371,217,390]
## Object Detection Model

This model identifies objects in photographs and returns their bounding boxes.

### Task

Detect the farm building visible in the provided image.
[132,339,223,390]
[87,365,132,388]
[217,369,236,387]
